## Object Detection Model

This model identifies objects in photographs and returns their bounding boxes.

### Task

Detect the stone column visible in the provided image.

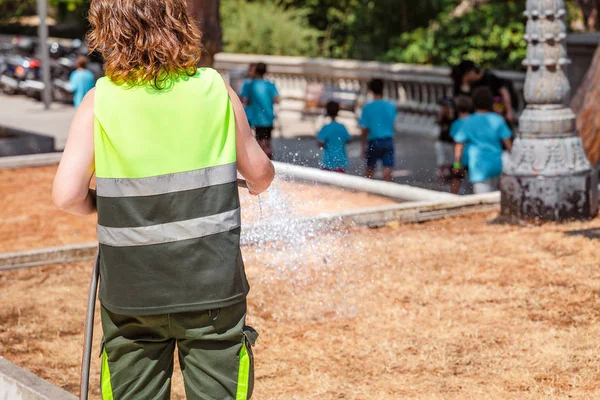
[500,0,598,221]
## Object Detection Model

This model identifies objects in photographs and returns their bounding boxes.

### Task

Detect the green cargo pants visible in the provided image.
[99,300,257,400]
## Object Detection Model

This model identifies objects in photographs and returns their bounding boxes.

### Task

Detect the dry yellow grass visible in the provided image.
[1,212,600,399]
[0,165,396,253]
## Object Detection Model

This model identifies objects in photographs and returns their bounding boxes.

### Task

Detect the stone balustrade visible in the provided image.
[214,53,526,136]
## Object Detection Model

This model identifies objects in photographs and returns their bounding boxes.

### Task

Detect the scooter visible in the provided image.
[0,54,41,95]
[22,41,75,102]
[24,39,103,104]
[50,57,76,104]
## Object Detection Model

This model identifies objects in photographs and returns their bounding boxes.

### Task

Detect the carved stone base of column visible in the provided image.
[500,171,598,222]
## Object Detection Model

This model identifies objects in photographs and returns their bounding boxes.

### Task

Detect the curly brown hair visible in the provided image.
[87,0,202,89]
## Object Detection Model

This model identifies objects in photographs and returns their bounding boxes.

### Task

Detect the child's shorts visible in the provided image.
[434,140,454,168]
[473,177,500,194]
[254,126,273,140]
[366,138,395,169]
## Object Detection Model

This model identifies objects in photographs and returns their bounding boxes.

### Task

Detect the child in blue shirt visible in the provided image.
[239,63,256,126]
[317,101,352,173]
[359,78,397,181]
[69,56,96,108]
[241,62,280,159]
[453,87,513,194]
[449,96,473,194]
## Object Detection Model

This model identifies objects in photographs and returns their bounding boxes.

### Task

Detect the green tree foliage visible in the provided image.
[3,0,596,72]
[222,0,529,69]
[382,0,527,70]
[221,0,322,57]
[0,0,85,22]
[221,0,530,69]
[273,0,451,59]
[0,0,36,19]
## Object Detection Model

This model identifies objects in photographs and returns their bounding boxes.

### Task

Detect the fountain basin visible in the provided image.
[0,126,55,157]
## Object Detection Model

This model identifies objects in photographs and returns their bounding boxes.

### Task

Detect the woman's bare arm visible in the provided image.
[226,83,274,195]
[52,89,96,215]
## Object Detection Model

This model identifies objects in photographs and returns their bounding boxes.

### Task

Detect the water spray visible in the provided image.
[237,178,263,219]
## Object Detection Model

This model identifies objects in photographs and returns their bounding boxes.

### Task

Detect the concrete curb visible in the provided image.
[320,192,499,227]
[0,152,62,169]
[243,192,499,237]
[273,161,458,202]
[0,193,499,271]
[0,126,55,158]
[0,242,97,271]
[0,356,77,400]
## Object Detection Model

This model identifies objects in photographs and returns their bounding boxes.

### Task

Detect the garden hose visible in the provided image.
[80,249,100,400]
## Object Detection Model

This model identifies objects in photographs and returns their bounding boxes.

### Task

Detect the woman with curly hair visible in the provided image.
[52,0,274,398]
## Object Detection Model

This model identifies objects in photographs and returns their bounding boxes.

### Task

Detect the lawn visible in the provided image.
[1,211,600,399]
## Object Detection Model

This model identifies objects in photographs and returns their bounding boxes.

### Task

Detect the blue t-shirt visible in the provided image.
[317,121,352,170]
[450,117,469,166]
[359,99,397,141]
[241,78,279,127]
[69,69,95,108]
[240,78,255,126]
[453,112,512,183]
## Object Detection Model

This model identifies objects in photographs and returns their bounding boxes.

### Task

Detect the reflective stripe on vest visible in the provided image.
[97,208,241,247]
[93,68,247,315]
[96,162,240,247]
[96,162,237,198]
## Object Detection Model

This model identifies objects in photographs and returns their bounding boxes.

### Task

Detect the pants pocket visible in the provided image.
[99,337,105,358]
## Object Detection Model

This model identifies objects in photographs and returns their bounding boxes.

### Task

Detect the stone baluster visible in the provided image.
[214,53,524,136]
[500,0,598,221]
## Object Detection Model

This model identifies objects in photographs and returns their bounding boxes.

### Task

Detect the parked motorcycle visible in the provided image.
[50,56,76,103]
[22,40,92,103]
[0,54,42,96]
[1,36,104,104]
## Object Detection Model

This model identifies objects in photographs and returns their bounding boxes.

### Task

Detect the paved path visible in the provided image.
[0,94,74,150]
[272,132,472,193]
[0,93,469,194]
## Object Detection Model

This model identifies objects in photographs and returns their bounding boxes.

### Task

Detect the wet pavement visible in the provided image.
[273,133,473,194]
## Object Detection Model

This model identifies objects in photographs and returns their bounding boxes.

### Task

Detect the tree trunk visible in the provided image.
[400,1,409,33]
[187,0,222,67]
[571,43,600,166]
